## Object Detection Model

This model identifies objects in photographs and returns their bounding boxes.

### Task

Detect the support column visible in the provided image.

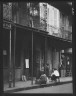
[59,51,60,66]
[31,32,33,85]
[59,50,61,77]
[52,48,53,70]
[44,37,47,74]
[9,24,12,88]
[13,25,16,87]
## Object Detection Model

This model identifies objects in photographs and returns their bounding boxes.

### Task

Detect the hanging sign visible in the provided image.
[3,21,11,29]
[25,59,29,68]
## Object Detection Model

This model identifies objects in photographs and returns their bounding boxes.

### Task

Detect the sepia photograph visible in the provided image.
[3,1,73,94]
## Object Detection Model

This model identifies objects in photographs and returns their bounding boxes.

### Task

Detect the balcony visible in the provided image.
[59,27,72,41]
[3,3,12,21]
[47,25,72,41]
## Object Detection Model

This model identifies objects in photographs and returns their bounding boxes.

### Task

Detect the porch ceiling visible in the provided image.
[15,23,72,50]
[48,34,72,50]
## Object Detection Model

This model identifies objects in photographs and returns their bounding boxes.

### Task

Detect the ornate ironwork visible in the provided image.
[3,3,12,21]
[3,20,11,29]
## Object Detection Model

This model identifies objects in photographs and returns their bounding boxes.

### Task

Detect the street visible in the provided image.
[14,83,73,93]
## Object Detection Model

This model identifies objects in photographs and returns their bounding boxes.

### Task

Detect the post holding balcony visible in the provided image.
[13,25,16,87]
[31,31,33,85]
[9,24,12,88]
[44,36,47,74]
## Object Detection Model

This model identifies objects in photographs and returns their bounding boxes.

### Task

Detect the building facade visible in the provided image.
[3,2,72,86]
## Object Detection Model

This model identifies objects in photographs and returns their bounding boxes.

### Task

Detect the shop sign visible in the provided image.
[3,21,11,29]
[65,48,72,53]
[61,50,64,53]
[25,59,29,68]
[41,67,44,71]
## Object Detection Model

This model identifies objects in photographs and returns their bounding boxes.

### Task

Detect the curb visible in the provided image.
[4,80,72,93]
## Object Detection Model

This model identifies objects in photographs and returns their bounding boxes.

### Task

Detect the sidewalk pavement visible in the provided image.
[4,77,73,93]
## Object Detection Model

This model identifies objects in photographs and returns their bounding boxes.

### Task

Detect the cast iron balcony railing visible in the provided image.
[3,3,12,21]
[47,24,72,41]
[59,27,72,41]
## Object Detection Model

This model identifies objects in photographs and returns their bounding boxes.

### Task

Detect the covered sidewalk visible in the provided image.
[4,76,73,93]
[3,20,72,88]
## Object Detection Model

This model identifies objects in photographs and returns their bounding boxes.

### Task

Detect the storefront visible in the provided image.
[60,48,72,77]
[3,20,48,83]
[3,20,72,88]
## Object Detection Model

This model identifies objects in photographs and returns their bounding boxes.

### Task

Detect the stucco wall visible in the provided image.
[3,68,9,83]
[15,68,22,81]
[3,68,22,82]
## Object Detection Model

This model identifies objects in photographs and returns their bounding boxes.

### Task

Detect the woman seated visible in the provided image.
[39,71,47,85]
[51,68,60,82]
